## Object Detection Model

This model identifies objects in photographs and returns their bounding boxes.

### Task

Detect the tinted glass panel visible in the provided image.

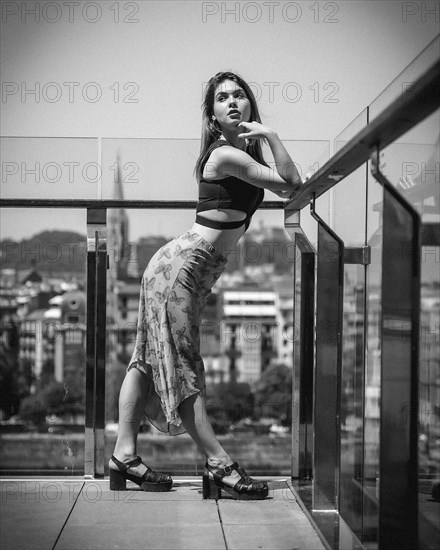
[0,207,87,474]
[340,263,365,539]
[292,235,314,478]
[313,223,342,509]
[364,175,382,548]
[379,188,419,549]
[0,137,99,200]
[419,242,440,549]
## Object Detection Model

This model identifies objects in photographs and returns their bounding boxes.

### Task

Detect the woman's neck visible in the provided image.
[219,131,246,151]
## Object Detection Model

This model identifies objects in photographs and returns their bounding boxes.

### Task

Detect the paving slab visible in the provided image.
[66,491,220,526]
[222,523,325,550]
[56,522,227,550]
[56,478,226,549]
[218,480,326,550]
[0,480,80,550]
[217,480,300,525]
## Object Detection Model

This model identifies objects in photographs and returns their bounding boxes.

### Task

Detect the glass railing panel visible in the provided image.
[379,186,419,549]
[332,167,368,246]
[291,189,329,255]
[269,140,331,184]
[334,108,368,153]
[0,137,99,200]
[313,221,343,509]
[332,105,369,246]
[101,138,330,203]
[101,139,200,201]
[371,100,440,548]
[363,172,383,547]
[339,262,365,538]
[332,105,369,243]
[376,109,439,223]
[292,234,314,478]
[369,35,440,120]
[331,163,367,538]
[104,207,292,477]
[419,250,440,542]
[291,140,331,251]
[0,208,87,474]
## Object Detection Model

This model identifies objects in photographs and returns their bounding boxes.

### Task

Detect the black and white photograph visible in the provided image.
[0,1,439,549]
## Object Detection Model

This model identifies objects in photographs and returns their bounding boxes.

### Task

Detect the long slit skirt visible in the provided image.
[127,229,228,435]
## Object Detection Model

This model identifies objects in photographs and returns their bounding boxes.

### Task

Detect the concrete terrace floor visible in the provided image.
[0,477,327,550]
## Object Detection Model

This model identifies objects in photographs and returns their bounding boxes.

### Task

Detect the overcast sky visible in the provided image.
[1,0,438,241]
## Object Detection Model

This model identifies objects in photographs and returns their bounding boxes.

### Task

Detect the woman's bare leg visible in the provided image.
[179,392,267,496]
[178,392,233,468]
[111,370,232,471]
[110,367,149,476]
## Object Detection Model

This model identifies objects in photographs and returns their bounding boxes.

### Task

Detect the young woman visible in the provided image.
[109,71,302,499]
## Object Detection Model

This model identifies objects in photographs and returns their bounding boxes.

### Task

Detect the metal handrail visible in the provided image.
[285,58,440,213]
[0,199,284,209]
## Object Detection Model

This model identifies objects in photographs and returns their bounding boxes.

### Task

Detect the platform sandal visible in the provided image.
[203,461,268,500]
[109,455,173,492]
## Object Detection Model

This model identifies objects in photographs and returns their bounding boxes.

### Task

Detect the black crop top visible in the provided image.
[196,140,264,231]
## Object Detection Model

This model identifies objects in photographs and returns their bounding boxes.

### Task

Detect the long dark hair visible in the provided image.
[194,71,268,183]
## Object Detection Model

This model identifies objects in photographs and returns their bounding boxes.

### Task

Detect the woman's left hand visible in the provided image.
[237,121,273,140]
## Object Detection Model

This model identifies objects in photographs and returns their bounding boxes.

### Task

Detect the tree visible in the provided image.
[19,379,84,424]
[19,393,46,425]
[254,363,292,424]
[206,380,254,425]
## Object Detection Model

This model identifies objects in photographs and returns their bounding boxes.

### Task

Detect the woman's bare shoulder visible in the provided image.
[209,143,249,165]
[203,143,246,180]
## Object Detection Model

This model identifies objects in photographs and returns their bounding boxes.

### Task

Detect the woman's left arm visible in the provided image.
[266,131,303,188]
[238,121,303,194]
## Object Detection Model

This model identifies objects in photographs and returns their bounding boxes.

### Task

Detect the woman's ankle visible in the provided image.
[207,455,233,469]
[112,448,137,462]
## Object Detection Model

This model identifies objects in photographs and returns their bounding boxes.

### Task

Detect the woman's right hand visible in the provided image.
[237,121,274,141]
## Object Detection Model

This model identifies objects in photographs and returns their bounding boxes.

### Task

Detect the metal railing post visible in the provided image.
[85,208,107,478]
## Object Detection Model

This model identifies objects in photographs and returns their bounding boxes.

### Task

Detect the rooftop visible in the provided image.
[0,477,327,550]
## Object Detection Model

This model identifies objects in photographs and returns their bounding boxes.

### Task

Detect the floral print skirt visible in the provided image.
[127,230,228,435]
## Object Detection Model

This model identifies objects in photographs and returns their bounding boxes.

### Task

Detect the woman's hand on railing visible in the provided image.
[273,185,301,199]
[274,171,312,199]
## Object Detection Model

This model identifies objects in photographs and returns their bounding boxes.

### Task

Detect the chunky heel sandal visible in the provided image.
[203,461,269,500]
[202,469,221,499]
[110,468,128,490]
[109,455,173,492]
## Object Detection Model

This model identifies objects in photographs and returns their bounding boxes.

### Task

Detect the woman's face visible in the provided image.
[212,79,251,132]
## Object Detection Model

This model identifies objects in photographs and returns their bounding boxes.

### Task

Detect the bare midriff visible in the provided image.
[192,208,247,260]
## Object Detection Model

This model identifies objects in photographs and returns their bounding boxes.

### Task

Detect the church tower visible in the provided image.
[108,154,131,281]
